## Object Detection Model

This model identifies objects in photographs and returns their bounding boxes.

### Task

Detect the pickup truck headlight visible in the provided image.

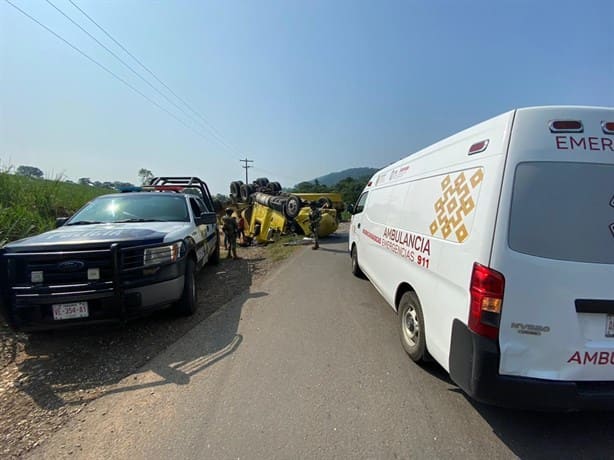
[143,242,183,267]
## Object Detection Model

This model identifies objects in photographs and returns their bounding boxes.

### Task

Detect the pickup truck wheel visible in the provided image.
[398,292,426,362]
[351,245,364,278]
[210,236,220,265]
[175,258,197,316]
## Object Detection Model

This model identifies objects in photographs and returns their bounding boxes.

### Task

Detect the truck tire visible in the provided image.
[398,292,427,362]
[175,258,197,316]
[230,181,243,198]
[240,184,255,201]
[270,181,282,192]
[284,195,301,219]
[254,177,269,187]
[317,197,333,209]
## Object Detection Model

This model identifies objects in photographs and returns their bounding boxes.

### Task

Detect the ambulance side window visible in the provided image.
[354,192,368,214]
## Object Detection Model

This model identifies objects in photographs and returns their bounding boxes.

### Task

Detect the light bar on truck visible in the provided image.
[549,120,583,133]
[468,139,489,155]
[602,121,614,134]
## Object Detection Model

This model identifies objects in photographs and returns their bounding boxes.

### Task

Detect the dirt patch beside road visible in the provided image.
[0,243,284,458]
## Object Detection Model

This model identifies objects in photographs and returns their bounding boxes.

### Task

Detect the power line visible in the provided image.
[44,0,231,151]
[1,0,233,158]
[66,0,240,156]
[240,158,253,184]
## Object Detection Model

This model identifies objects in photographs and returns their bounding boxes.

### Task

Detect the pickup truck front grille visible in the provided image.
[12,249,114,284]
[2,242,163,298]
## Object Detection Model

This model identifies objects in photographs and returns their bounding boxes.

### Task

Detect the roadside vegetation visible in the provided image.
[266,234,301,262]
[0,172,110,245]
[292,176,369,205]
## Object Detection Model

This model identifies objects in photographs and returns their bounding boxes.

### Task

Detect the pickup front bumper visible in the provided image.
[0,242,186,331]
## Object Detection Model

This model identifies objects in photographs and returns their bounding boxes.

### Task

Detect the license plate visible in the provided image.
[606,314,614,338]
[52,302,89,320]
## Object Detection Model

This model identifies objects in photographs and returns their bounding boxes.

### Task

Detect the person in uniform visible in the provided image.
[309,201,321,250]
[237,215,246,245]
[222,208,239,259]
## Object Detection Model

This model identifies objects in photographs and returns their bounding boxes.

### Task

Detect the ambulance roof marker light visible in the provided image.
[367,181,372,187]
[549,120,583,133]
[602,121,614,135]
[468,139,489,155]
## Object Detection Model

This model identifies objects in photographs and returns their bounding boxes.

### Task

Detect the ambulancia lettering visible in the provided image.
[567,351,614,365]
[379,227,431,269]
[382,227,431,255]
[555,135,613,151]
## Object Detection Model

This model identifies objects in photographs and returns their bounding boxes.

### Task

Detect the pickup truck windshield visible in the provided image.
[68,194,190,224]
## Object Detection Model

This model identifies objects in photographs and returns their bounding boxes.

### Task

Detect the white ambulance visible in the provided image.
[349,106,614,410]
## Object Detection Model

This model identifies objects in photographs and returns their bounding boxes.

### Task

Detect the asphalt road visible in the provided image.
[31,226,614,460]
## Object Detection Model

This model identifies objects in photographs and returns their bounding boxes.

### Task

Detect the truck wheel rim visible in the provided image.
[402,306,419,347]
[287,200,298,215]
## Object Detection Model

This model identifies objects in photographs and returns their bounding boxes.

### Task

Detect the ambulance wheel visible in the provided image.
[398,292,426,362]
[351,245,364,278]
[175,258,197,316]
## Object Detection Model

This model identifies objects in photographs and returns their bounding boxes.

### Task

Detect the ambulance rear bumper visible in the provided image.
[448,319,614,411]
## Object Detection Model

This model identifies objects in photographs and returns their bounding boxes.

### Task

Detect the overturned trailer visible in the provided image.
[229,178,338,243]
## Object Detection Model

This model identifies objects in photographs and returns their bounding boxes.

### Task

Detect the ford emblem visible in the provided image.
[58,260,85,272]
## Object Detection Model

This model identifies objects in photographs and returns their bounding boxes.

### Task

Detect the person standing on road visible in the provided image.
[222,208,239,259]
[237,215,246,245]
[309,201,321,250]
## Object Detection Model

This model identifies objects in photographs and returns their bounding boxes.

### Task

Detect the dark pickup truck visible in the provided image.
[0,177,220,331]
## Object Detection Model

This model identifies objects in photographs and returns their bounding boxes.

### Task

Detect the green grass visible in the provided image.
[0,173,111,244]
[266,234,301,262]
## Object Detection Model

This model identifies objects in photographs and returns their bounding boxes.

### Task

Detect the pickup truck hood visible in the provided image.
[3,222,192,251]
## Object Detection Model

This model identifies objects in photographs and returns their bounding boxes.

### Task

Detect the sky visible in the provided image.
[1,0,613,194]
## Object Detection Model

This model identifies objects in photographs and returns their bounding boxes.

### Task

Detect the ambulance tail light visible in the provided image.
[469,263,505,340]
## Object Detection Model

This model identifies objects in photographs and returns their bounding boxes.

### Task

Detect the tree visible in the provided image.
[78,177,91,186]
[16,165,43,178]
[138,168,154,185]
[335,176,368,205]
[113,181,134,190]
[293,179,330,194]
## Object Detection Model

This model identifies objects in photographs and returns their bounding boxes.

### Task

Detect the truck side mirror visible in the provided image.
[347,204,354,215]
[196,212,217,226]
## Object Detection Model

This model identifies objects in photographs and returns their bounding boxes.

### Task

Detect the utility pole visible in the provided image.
[240,158,253,184]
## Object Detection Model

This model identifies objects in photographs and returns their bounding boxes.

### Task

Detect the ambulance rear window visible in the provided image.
[509,162,614,264]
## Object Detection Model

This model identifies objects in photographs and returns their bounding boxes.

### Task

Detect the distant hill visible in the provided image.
[311,167,378,187]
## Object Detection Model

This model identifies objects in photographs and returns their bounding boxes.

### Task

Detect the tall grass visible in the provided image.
[0,173,110,245]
